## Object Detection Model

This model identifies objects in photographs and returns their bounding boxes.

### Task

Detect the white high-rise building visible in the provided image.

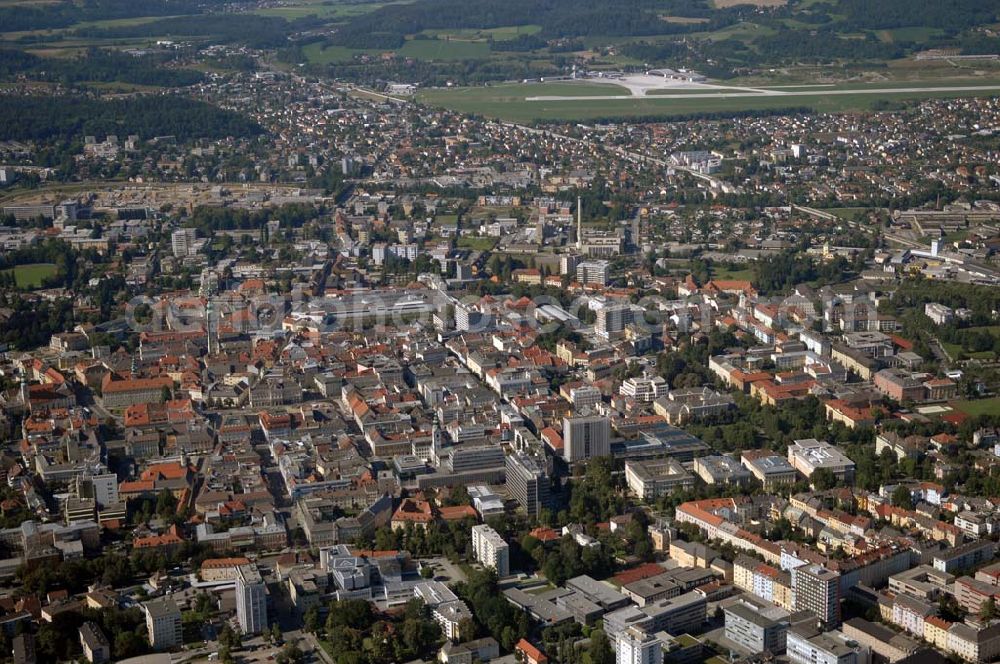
[791,564,841,628]
[617,627,662,664]
[235,564,267,635]
[143,596,182,650]
[596,303,634,340]
[89,472,118,508]
[455,303,488,331]
[171,228,197,258]
[562,414,611,463]
[471,524,510,577]
[577,259,610,285]
[505,452,552,518]
[576,195,583,249]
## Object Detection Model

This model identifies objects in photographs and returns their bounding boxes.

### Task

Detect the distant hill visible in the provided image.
[330,0,1000,55]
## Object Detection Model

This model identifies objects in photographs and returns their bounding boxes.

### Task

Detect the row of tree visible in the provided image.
[184,203,320,234]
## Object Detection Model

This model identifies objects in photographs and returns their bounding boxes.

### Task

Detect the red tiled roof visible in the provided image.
[102,374,172,394]
[392,498,434,523]
[528,527,560,543]
[614,563,666,586]
[201,557,251,570]
[133,525,183,549]
[925,616,952,630]
[516,639,548,664]
[119,480,155,493]
[540,427,563,451]
[140,463,190,482]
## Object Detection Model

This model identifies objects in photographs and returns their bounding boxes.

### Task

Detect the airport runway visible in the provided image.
[525,84,1000,102]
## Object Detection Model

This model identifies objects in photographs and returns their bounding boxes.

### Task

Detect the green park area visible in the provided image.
[457,236,498,252]
[953,397,1000,418]
[4,262,57,289]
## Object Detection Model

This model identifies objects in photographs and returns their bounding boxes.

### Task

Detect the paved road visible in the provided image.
[76,388,120,424]
[929,338,952,364]
[422,555,468,585]
[303,633,335,664]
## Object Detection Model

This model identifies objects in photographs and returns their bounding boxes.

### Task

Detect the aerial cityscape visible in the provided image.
[1,0,1000,663]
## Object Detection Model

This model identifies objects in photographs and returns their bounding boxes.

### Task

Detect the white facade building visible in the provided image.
[616,626,663,664]
[143,596,182,650]
[235,564,268,635]
[471,524,510,577]
[562,415,611,463]
[787,628,869,664]
[171,228,197,258]
[621,376,668,402]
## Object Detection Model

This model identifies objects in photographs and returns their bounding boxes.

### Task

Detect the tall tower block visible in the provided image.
[576,196,583,249]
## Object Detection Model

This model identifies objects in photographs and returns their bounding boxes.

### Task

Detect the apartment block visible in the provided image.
[472,524,510,577]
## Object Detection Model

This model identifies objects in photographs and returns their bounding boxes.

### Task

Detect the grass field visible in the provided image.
[302,42,382,64]
[877,27,943,44]
[303,36,494,63]
[942,341,965,359]
[421,81,625,105]
[253,0,399,20]
[691,21,777,42]
[418,79,1000,122]
[943,326,1000,361]
[4,263,57,289]
[0,13,181,40]
[767,78,1000,92]
[457,236,498,251]
[660,15,710,25]
[953,397,1000,417]
[711,265,755,281]
[399,39,491,61]
[421,24,541,42]
[943,343,997,361]
[824,207,870,222]
[712,0,787,6]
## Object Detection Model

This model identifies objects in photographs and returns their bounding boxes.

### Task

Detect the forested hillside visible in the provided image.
[0,96,262,142]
